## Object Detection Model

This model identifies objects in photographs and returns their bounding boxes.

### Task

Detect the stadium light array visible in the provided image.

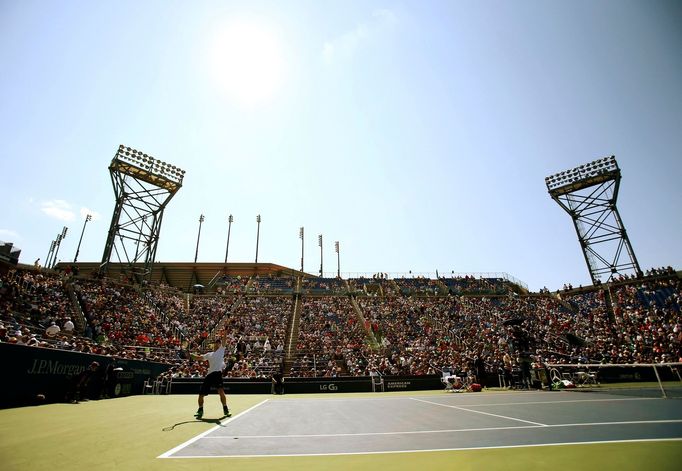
[545,154,642,284]
[102,144,184,279]
[116,144,185,184]
[545,155,618,192]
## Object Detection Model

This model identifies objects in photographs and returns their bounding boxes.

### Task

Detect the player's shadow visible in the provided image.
[162,416,230,432]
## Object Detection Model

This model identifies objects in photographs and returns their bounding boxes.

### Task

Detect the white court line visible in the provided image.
[265,390,553,403]
[410,397,547,426]
[165,437,682,459]
[251,394,660,410]
[435,397,660,408]
[198,418,682,440]
[157,399,269,459]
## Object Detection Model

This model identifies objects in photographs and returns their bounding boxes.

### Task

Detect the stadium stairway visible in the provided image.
[551,291,577,316]
[205,295,246,347]
[283,292,302,373]
[64,281,86,335]
[143,290,188,346]
[350,296,379,349]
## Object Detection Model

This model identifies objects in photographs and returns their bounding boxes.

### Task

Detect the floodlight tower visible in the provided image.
[224,214,233,263]
[51,226,68,269]
[318,234,323,277]
[255,215,262,263]
[299,227,304,272]
[545,156,642,285]
[100,145,184,280]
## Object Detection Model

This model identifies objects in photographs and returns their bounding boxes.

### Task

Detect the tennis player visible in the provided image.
[192,333,231,419]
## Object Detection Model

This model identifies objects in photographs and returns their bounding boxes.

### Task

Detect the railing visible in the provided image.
[285,295,301,360]
[64,282,86,333]
[340,272,528,291]
[142,291,187,345]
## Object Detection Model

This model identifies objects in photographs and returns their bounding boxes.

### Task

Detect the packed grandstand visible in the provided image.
[1,261,679,393]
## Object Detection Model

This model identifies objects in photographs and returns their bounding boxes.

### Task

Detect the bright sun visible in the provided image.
[208,20,285,105]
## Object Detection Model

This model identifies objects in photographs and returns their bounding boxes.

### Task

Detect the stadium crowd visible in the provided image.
[293,296,366,377]
[1,265,680,386]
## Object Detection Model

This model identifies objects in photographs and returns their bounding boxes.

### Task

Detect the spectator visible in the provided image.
[45,321,61,337]
[63,317,75,335]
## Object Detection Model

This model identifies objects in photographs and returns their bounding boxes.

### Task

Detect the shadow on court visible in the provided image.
[162,415,229,432]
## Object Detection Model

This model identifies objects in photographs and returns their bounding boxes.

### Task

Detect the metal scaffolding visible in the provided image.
[546,156,642,285]
[100,145,184,281]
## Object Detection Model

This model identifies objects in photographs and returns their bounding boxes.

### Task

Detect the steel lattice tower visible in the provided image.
[546,156,642,285]
[100,145,184,280]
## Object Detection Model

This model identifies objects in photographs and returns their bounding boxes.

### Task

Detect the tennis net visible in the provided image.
[544,362,682,399]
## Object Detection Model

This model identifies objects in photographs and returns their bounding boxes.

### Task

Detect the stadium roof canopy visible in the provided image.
[55,261,306,292]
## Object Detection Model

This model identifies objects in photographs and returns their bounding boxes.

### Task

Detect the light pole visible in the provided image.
[194,214,204,263]
[255,215,261,263]
[46,239,56,268]
[224,214,233,263]
[73,214,92,262]
[51,226,68,268]
[318,234,323,277]
[335,241,340,278]
[299,227,304,272]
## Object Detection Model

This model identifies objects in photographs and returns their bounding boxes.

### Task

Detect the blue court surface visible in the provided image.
[159,390,682,459]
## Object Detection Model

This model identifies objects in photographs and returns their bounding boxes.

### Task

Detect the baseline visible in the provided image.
[157,399,269,459]
[167,432,682,458]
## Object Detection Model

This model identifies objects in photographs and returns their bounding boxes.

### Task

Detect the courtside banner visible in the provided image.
[283,375,442,393]
[0,342,169,407]
[282,377,371,394]
[166,375,442,394]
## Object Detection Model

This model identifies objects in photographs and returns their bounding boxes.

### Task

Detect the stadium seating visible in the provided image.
[2,265,679,382]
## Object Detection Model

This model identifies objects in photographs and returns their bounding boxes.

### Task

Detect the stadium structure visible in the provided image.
[0,149,679,403]
[1,149,680,469]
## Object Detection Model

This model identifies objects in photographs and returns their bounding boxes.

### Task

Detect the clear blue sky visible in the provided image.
[1,0,680,291]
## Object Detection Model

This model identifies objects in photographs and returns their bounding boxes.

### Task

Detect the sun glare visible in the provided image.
[208,20,285,105]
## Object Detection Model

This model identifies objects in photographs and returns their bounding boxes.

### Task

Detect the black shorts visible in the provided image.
[199,371,224,395]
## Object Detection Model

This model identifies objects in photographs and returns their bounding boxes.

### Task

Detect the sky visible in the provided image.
[0,0,680,291]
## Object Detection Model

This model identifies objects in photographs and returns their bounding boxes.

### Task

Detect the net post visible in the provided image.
[652,364,667,399]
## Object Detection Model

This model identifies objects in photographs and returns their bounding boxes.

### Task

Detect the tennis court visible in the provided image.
[159,390,682,459]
